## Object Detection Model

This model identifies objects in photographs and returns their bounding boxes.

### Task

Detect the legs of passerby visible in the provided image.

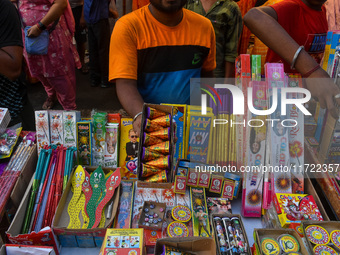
[87,23,101,87]
[95,19,110,88]
[72,5,88,74]
[37,52,77,110]
[87,19,110,88]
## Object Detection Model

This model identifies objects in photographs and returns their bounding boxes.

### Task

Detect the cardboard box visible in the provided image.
[6,175,61,254]
[154,237,216,255]
[138,104,174,183]
[119,118,139,180]
[210,214,251,255]
[52,167,120,248]
[302,221,340,254]
[254,228,309,255]
[9,144,37,210]
[1,244,56,255]
[99,228,144,255]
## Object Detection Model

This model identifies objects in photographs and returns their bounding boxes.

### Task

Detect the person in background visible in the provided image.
[186,0,242,78]
[69,0,88,74]
[109,0,216,135]
[244,0,340,119]
[0,0,34,130]
[18,0,81,110]
[83,0,118,88]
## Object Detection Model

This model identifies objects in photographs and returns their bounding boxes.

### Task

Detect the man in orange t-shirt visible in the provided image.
[109,0,216,135]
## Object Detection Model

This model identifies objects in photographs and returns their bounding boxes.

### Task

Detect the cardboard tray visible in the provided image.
[154,237,216,255]
[254,228,309,255]
[302,221,340,254]
[137,103,175,183]
[302,177,330,221]
[6,175,61,254]
[9,144,38,210]
[138,201,166,230]
[210,213,251,255]
[52,166,120,248]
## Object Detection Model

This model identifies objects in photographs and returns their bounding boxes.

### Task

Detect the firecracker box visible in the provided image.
[99,228,144,255]
[254,228,310,255]
[103,123,119,168]
[302,221,340,254]
[6,175,61,254]
[235,54,251,170]
[0,108,10,135]
[186,113,213,164]
[271,177,329,232]
[210,213,251,255]
[137,103,175,183]
[304,116,318,137]
[113,181,135,229]
[119,118,139,179]
[162,104,187,166]
[154,237,216,255]
[76,121,92,166]
[52,167,120,248]
[49,111,63,146]
[63,111,80,148]
[35,111,50,155]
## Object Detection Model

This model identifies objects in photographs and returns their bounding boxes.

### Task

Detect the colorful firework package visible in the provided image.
[207,198,232,215]
[242,81,267,218]
[211,214,250,255]
[139,104,173,183]
[63,111,81,148]
[118,118,139,179]
[114,181,135,229]
[190,187,210,237]
[35,110,50,154]
[253,229,308,255]
[77,121,92,166]
[0,107,10,134]
[99,228,144,255]
[272,193,323,228]
[49,110,64,146]
[287,74,304,194]
[91,111,107,166]
[104,123,119,168]
[302,221,340,254]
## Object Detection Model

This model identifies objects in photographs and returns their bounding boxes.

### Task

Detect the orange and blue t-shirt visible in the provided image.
[109,5,216,104]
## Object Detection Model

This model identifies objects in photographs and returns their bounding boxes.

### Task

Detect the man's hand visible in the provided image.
[116,79,145,137]
[27,25,42,37]
[305,67,340,119]
[133,115,142,137]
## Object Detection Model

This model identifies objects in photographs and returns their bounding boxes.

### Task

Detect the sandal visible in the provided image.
[42,97,57,110]
[81,65,89,74]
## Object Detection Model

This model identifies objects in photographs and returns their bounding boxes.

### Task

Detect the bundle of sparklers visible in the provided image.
[0,132,36,213]
[21,145,77,234]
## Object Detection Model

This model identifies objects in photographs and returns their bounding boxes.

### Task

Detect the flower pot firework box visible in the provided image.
[302,221,340,255]
[138,103,175,183]
[6,175,61,254]
[52,166,120,248]
[254,228,309,255]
